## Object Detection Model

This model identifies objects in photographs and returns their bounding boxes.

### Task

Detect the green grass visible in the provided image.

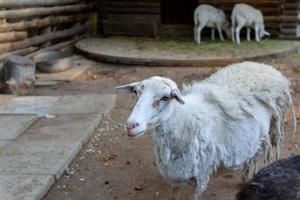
[108,36,297,57]
[101,36,300,58]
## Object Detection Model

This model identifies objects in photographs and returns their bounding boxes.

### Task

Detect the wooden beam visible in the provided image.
[0,14,88,32]
[0,31,27,43]
[0,3,88,20]
[0,0,81,8]
[0,24,87,54]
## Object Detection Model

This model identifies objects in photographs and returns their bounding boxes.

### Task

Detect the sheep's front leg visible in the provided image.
[255,26,260,42]
[194,24,204,44]
[211,28,215,41]
[235,22,245,44]
[246,27,251,41]
[231,26,235,42]
[193,176,210,200]
[217,25,224,41]
[171,186,180,200]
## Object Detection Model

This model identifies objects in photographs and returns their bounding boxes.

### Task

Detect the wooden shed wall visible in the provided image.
[100,0,300,38]
[101,0,161,36]
[280,0,300,39]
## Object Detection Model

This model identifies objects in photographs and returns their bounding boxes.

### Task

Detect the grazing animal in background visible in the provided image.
[231,3,270,44]
[237,155,300,200]
[116,62,296,200]
[194,4,231,44]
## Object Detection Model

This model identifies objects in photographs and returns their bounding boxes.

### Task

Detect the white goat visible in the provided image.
[194,4,231,44]
[116,62,296,200]
[231,4,270,44]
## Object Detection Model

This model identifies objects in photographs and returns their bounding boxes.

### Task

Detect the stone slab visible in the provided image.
[50,94,116,114]
[0,141,10,149]
[36,64,89,82]
[0,96,59,115]
[0,115,37,140]
[35,80,59,87]
[0,175,54,200]
[0,95,14,105]
[0,114,102,179]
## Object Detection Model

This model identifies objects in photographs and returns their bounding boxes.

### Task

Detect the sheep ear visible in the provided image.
[264,31,270,36]
[115,82,139,93]
[171,89,185,104]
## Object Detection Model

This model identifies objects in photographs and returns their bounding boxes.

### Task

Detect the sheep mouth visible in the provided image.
[128,130,146,138]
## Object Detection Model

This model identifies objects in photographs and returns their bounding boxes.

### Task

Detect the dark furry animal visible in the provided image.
[237,155,300,200]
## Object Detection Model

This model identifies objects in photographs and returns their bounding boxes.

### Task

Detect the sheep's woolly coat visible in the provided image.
[154,62,295,188]
[184,61,295,145]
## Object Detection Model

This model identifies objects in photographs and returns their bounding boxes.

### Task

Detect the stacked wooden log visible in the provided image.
[198,0,284,36]
[0,0,92,60]
[280,0,300,39]
[0,0,93,95]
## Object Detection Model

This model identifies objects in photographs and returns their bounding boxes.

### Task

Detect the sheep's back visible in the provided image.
[232,4,263,23]
[205,61,290,98]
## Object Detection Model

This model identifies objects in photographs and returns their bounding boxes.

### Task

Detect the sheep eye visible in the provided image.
[161,96,170,101]
[131,89,137,95]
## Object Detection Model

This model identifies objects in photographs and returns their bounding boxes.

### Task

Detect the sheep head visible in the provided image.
[116,76,184,137]
[258,23,270,39]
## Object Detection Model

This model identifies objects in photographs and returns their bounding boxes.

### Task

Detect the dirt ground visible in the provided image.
[37,55,300,200]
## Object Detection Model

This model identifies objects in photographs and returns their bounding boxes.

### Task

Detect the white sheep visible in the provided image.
[194,4,231,44]
[231,3,270,44]
[116,62,296,200]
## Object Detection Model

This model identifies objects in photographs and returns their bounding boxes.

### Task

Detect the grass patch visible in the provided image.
[108,36,297,58]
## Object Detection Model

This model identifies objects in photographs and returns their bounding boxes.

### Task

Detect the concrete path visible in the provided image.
[0,94,116,200]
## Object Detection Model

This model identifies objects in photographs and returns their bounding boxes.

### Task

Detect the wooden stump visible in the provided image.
[1,55,36,95]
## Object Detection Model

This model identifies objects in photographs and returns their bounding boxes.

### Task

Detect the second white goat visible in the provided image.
[194,4,231,44]
[231,3,270,44]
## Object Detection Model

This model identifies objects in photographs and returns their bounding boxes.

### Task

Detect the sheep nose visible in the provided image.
[126,122,139,131]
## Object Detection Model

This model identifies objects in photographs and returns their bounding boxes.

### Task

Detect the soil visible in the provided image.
[38,55,300,200]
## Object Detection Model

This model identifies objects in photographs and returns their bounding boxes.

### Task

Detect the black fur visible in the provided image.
[237,155,300,200]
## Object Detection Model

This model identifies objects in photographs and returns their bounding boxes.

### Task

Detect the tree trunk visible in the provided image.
[1,55,36,95]
[0,23,87,54]
[0,0,81,8]
[0,14,88,33]
[0,3,88,20]
[0,31,27,43]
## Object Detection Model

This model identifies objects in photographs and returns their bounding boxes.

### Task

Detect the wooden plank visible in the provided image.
[0,24,86,54]
[0,14,88,33]
[283,3,299,9]
[104,6,160,14]
[106,14,161,22]
[281,27,297,34]
[281,22,297,28]
[282,16,298,22]
[103,20,158,37]
[283,10,298,15]
[0,0,81,8]
[0,3,88,20]
[104,1,160,8]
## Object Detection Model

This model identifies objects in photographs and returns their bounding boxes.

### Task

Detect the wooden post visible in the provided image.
[1,55,36,95]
